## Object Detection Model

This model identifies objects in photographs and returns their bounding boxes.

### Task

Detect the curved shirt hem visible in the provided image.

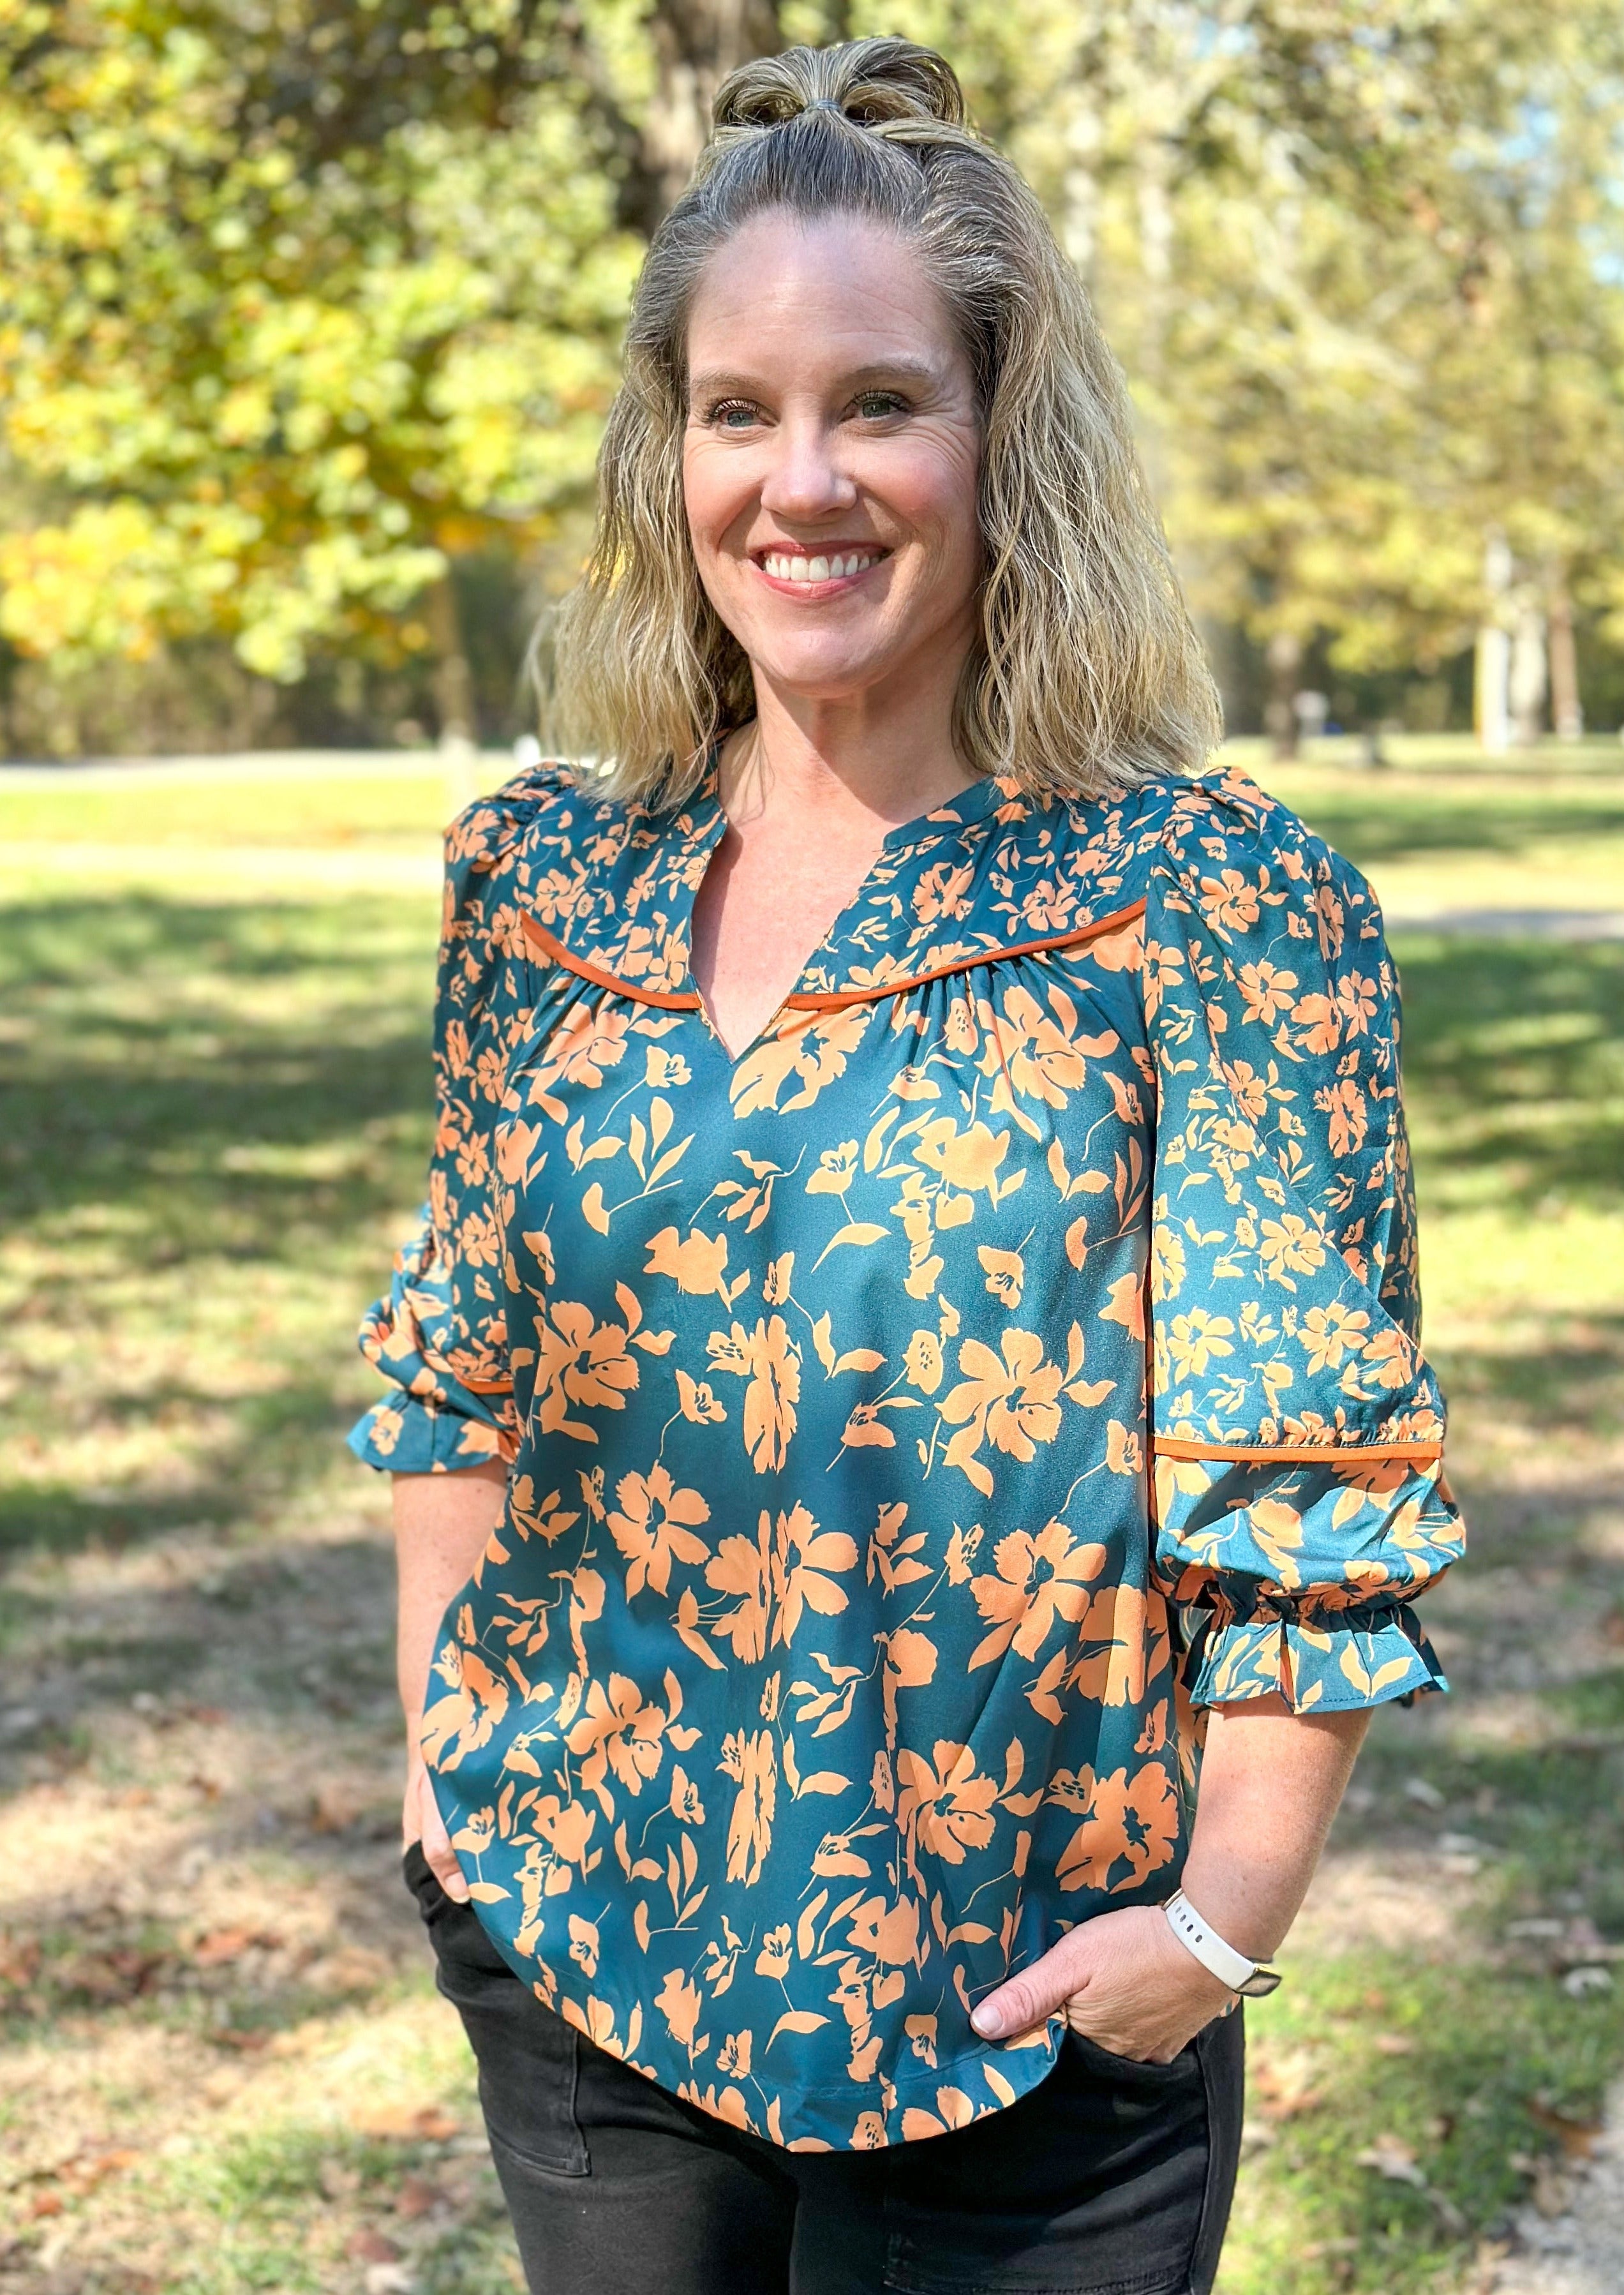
[459,1895,1065,2151]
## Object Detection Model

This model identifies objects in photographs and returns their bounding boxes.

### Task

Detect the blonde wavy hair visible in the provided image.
[546,36,1221,806]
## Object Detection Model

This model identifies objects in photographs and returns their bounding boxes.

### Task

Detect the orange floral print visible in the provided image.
[939,1328,1066,1495]
[707,1315,801,1472]
[967,1521,1109,1667]
[1052,1761,1180,1893]
[607,1465,711,1598]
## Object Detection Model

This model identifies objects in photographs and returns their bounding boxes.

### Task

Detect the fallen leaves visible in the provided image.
[1251,2047,1327,2121]
[1525,2096,1606,2160]
[347,2227,402,2263]
[349,2104,461,2143]
[304,1945,391,1996]
[394,2175,445,2219]
[192,1926,281,1968]
[309,1781,367,1834]
[0,1935,41,1992]
[1354,2132,1466,2234]
[10,2145,142,2213]
[1356,2132,1426,2187]
[1372,2031,1418,2056]
[1508,2149,1576,2220]
[57,1947,167,2003]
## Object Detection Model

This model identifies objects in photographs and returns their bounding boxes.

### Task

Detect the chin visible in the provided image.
[744,635,898,698]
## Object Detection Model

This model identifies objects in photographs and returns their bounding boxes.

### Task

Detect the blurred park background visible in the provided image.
[3,6,1624,2295]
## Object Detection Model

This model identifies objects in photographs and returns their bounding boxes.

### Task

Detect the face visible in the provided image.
[682,210,983,711]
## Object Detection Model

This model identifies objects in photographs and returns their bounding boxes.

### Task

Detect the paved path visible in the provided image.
[1491,2082,1624,2294]
[1382,906,1624,941]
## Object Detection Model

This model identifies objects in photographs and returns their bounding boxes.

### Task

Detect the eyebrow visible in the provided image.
[688,355,946,398]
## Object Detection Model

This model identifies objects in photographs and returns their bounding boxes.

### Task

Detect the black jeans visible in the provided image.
[405,1845,1242,2295]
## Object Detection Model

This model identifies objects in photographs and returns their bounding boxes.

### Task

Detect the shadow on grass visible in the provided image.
[1433,1318,1624,1439]
[0,1373,361,1568]
[1395,934,1624,1209]
[1300,790,1624,871]
[0,893,433,1248]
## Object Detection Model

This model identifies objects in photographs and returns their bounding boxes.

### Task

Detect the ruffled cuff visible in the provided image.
[346,1205,514,1474]
[1181,1600,1448,1712]
[346,1393,509,1474]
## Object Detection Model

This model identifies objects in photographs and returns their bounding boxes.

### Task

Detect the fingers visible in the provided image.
[403,1758,470,1903]
[422,1808,470,1903]
[971,1936,1082,2040]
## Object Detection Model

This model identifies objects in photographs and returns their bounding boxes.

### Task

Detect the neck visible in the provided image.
[720,642,979,834]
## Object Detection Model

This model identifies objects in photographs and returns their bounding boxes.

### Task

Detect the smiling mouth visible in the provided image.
[756,547,889,585]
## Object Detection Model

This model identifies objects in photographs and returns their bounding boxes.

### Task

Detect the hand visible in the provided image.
[403,1749,469,1903]
[971,1904,1234,2063]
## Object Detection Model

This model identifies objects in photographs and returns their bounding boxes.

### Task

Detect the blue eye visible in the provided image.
[708,400,759,430]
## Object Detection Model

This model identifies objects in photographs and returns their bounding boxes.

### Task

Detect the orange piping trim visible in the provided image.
[460,1373,515,1395]
[521,897,1147,1013]
[779,898,1149,1011]
[1154,1434,1443,1464]
[520,913,703,1010]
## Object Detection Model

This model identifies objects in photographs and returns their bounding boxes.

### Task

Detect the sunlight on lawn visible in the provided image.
[0,747,1620,2294]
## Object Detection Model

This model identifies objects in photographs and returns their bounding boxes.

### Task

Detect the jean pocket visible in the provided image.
[1065,2027,1205,2086]
[424,1899,588,2177]
[402,1840,449,1908]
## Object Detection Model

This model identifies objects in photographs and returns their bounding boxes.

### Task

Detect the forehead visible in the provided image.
[687,209,958,370]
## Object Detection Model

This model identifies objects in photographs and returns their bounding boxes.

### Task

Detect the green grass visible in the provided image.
[0,745,1621,2294]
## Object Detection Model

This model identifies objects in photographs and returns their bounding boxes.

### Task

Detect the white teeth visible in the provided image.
[763,549,881,583]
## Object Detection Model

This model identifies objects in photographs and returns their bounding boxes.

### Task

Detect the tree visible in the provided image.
[1045,1,1624,733]
[5,0,1624,747]
[0,0,643,718]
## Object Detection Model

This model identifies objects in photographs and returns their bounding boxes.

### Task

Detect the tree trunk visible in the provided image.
[426,572,477,752]
[641,0,786,218]
[1475,530,1512,754]
[1509,597,1547,746]
[1547,583,1583,740]
[1264,629,1302,759]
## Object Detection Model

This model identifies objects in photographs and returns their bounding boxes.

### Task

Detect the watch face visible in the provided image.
[1238,1969,1283,1998]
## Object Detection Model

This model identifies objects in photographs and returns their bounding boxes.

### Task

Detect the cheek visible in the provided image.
[893,438,981,568]
[682,442,745,562]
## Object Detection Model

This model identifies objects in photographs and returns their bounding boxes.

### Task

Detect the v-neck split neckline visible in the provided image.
[679,762,1008,1064]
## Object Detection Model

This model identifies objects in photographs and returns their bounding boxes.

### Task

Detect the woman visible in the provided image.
[352,37,1463,2295]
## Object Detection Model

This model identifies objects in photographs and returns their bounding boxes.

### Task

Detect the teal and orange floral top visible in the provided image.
[351,757,1463,2151]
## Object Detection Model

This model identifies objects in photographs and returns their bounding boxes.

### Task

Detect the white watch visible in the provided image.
[1163,1888,1283,1998]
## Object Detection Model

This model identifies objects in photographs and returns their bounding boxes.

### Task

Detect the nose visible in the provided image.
[757,412,858,522]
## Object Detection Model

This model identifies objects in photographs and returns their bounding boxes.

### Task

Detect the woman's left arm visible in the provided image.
[971,1697,1368,2056]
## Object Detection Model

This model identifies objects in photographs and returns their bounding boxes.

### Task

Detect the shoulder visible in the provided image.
[1147,764,1380,942]
[442,759,593,888]
[956,765,1369,940]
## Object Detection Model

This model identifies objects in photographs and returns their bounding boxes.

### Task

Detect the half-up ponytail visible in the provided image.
[708,36,966,137]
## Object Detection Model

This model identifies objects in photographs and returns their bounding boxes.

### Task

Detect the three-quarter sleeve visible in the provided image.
[1144,781,1464,1711]
[348,786,539,1475]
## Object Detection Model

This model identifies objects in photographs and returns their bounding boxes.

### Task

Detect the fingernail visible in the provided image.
[971,2001,1004,2038]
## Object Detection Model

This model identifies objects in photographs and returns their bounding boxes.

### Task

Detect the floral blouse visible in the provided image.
[350,758,1463,2152]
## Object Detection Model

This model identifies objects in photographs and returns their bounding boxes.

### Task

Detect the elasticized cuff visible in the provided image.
[1182,1603,1448,1712]
[346,1394,509,1475]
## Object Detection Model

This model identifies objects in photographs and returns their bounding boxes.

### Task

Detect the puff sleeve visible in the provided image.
[1144,778,1464,1711]
[347,784,542,1474]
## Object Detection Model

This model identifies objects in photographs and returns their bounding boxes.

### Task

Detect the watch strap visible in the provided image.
[1163,1888,1282,1998]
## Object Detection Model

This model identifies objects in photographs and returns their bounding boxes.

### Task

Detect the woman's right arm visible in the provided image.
[394,1462,509,1899]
